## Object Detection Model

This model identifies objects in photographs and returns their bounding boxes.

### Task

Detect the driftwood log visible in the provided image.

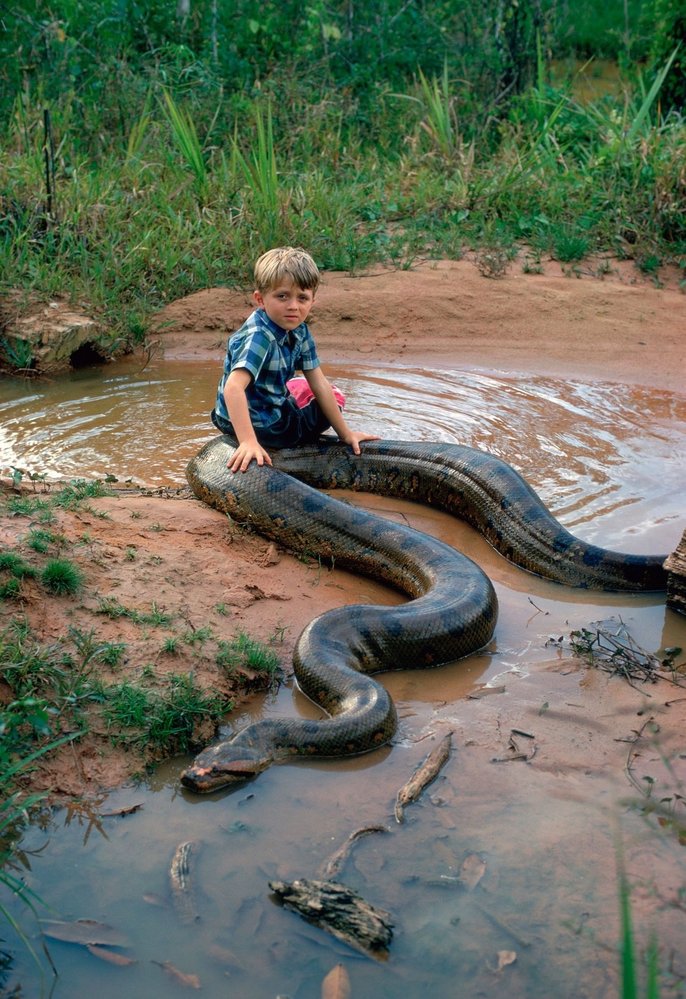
[268,878,393,958]
[665,530,686,617]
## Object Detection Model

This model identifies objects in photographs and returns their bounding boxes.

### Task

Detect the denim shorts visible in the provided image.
[211,395,332,449]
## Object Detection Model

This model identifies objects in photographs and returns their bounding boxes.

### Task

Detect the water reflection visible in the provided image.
[1,359,684,553]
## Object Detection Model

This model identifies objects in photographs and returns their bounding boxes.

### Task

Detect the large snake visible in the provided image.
[181,437,667,792]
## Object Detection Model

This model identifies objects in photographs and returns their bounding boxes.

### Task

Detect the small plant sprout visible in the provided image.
[183,625,214,647]
[100,642,127,668]
[25,528,59,553]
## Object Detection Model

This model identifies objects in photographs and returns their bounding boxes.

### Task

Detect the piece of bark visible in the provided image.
[169,840,200,924]
[269,878,393,958]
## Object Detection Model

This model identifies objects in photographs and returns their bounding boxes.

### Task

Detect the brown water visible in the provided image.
[1,360,685,998]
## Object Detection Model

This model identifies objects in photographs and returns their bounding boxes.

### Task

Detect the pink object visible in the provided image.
[287,376,345,410]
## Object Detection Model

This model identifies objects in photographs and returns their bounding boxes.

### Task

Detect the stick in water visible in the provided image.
[394,730,453,823]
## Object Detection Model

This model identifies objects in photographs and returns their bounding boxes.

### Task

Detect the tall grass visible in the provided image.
[0,60,683,344]
[231,103,281,243]
[160,88,208,200]
[617,861,661,999]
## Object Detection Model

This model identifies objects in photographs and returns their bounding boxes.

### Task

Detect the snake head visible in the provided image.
[180,744,272,793]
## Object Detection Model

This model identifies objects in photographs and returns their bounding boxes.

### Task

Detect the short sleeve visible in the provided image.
[229,327,273,381]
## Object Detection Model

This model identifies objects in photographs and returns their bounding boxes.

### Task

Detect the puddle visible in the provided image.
[1,359,685,997]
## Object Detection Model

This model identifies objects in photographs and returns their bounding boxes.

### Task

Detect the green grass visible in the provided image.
[24,528,62,553]
[0,60,683,352]
[40,558,83,596]
[6,496,55,522]
[216,630,282,680]
[95,596,173,627]
[103,673,230,753]
[618,858,662,999]
[0,552,36,578]
[52,479,111,510]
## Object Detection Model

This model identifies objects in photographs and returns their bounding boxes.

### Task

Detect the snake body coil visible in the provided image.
[181,437,666,792]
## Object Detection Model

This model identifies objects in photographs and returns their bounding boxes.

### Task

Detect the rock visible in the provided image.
[0,296,126,374]
[664,529,686,617]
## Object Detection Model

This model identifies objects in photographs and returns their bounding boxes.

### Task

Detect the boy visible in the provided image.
[212,246,380,473]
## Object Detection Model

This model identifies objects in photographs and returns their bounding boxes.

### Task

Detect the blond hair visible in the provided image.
[254,246,320,293]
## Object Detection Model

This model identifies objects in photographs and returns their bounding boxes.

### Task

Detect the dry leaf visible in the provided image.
[458,853,486,890]
[152,960,201,989]
[98,802,144,818]
[496,950,517,971]
[321,962,351,999]
[86,944,136,966]
[42,919,129,948]
[467,685,506,699]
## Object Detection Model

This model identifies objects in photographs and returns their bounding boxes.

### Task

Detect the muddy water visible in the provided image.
[1,359,685,998]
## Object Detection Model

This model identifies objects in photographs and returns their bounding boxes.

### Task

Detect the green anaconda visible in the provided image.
[181,437,667,793]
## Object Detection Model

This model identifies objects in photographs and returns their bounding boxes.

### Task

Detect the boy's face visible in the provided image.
[253,281,315,332]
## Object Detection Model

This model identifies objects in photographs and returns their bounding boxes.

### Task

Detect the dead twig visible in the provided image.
[569,618,684,688]
[491,730,537,764]
[394,730,453,823]
[319,825,388,880]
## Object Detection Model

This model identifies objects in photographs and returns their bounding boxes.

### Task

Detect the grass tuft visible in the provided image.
[216,630,281,680]
[40,558,83,596]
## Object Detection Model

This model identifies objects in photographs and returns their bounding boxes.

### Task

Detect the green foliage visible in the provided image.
[646,0,686,112]
[99,641,127,668]
[0,1,683,330]
[103,673,230,753]
[216,630,281,679]
[0,336,34,372]
[6,496,55,522]
[551,225,592,261]
[24,528,61,553]
[53,479,111,509]
[553,0,647,60]
[232,103,281,242]
[0,551,36,600]
[40,558,83,596]
[160,88,208,198]
[618,858,662,999]
[95,596,173,627]
[0,552,36,579]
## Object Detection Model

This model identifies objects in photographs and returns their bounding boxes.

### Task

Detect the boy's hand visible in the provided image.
[228,441,273,473]
[343,431,381,456]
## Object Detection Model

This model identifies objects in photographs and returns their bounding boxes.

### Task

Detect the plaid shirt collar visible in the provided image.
[258,308,308,345]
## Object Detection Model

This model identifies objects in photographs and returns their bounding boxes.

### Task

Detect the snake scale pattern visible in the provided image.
[181,437,667,792]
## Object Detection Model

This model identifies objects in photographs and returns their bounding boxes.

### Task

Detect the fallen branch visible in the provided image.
[394,730,453,823]
[319,825,388,880]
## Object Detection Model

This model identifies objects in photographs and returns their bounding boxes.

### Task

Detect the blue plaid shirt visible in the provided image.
[214,309,320,429]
